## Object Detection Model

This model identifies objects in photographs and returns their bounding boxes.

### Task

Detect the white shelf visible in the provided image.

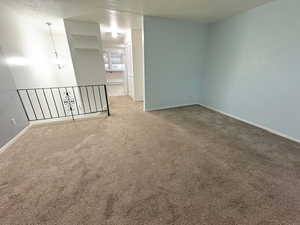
[106,70,125,72]
[107,79,124,85]
[74,47,101,51]
[71,34,100,50]
[71,34,98,40]
[71,33,98,38]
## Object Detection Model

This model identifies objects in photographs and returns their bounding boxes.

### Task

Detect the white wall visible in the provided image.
[0,4,78,124]
[131,29,145,102]
[64,20,106,85]
[126,43,135,99]
[1,7,76,89]
[64,20,107,114]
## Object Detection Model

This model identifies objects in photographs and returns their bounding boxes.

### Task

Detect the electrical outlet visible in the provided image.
[11,118,16,125]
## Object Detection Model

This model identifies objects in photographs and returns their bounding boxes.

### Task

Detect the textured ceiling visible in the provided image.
[71,8,143,31]
[0,0,275,51]
[1,0,275,24]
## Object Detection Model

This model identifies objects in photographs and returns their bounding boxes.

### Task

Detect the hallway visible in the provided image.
[1,97,300,225]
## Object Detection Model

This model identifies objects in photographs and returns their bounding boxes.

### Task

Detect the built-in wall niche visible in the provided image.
[103,48,125,72]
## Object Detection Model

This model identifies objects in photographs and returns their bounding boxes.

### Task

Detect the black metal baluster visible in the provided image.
[26,90,37,120]
[65,88,74,120]
[97,86,103,111]
[91,85,97,112]
[17,90,30,121]
[58,88,67,117]
[78,86,85,114]
[104,85,110,116]
[42,89,52,119]
[35,89,45,119]
[17,85,110,121]
[86,86,92,113]
[72,87,79,115]
[50,88,59,117]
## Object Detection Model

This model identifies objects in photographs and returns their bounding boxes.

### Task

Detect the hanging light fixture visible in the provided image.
[46,22,63,70]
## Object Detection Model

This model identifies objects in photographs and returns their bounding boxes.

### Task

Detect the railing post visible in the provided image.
[104,85,110,116]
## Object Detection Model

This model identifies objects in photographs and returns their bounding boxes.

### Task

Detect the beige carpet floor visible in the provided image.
[1,96,300,225]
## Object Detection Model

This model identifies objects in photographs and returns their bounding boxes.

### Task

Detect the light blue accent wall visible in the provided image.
[202,0,300,140]
[144,16,208,110]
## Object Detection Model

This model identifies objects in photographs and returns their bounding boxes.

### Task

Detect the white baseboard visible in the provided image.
[0,124,31,154]
[146,102,199,112]
[199,103,300,144]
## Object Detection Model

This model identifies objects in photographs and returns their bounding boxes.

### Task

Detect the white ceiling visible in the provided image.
[71,8,143,31]
[1,0,275,29]
[101,31,127,48]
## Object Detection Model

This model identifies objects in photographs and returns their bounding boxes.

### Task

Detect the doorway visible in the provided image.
[99,14,144,104]
[103,47,128,97]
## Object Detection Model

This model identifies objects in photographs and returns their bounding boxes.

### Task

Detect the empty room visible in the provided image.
[1,0,300,224]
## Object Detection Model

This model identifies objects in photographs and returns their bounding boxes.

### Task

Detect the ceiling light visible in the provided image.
[112,31,118,38]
